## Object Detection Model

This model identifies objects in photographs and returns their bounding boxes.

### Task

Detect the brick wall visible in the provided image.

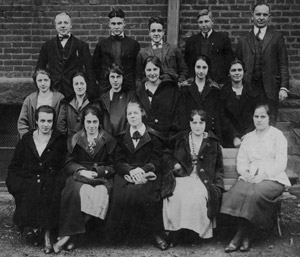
[0,0,299,81]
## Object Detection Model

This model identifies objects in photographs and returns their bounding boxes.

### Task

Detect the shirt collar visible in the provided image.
[130,123,146,138]
[253,26,267,39]
[151,40,163,47]
[202,29,213,38]
[111,32,125,38]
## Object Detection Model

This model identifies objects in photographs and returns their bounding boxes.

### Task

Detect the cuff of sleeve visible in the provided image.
[141,163,156,173]
[280,87,289,93]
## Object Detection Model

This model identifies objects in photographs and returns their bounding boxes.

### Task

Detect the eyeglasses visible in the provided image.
[150,29,163,33]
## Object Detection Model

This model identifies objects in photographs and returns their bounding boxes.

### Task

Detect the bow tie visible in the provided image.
[132,131,142,141]
[146,89,154,98]
[58,34,70,41]
[152,42,162,49]
[112,35,124,41]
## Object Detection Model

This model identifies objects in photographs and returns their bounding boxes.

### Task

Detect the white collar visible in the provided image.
[109,88,122,101]
[253,26,267,39]
[202,29,213,38]
[232,86,243,96]
[130,123,146,138]
[111,32,125,38]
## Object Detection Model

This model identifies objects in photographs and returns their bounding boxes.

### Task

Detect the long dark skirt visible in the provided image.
[220,180,284,228]
[106,174,163,237]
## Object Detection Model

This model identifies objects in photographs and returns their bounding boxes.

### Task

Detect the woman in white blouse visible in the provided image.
[221,103,290,252]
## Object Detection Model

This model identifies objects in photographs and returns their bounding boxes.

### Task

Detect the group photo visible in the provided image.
[0,0,300,256]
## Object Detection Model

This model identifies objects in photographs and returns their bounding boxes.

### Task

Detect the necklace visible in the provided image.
[189,132,203,166]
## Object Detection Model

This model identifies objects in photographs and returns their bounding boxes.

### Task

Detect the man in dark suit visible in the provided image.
[135,16,188,87]
[36,12,96,98]
[184,9,234,84]
[92,9,140,94]
[235,2,289,124]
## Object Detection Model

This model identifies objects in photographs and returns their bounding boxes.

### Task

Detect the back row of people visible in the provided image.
[35,2,289,125]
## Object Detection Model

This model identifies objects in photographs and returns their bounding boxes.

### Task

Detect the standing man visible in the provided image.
[235,2,289,124]
[36,12,96,99]
[184,9,234,84]
[93,9,140,94]
[135,16,188,87]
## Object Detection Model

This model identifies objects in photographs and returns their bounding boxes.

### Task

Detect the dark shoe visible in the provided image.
[154,234,169,251]
[240,236,250,252]
[169,231,179,248]
[225,241,240,253]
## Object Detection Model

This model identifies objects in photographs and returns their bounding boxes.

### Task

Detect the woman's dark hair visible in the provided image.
[126,99,147,120]
[143,56,164,77]
[106,63,124,79]
[230,58,246,72]
[81,105,103,128]
[254,103,271,117]
[192,54,211,78]
[190,109,207,122]
[34,105,56,129]
[71,72,88,85]
[32,69,53,91]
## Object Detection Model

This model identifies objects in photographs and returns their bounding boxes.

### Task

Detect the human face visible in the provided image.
[253,107,270,131]
[197,14,213,33]
[73,75,87,97]
[190,114,206,137]
[252,4,270,28]
[127,103,143,129]
[145,62,160,83]
[149,23,164,43]
[36,73,51,93]
[230,63,244,83]
[109,17,125,36]
[109,72,123,92]
[55,13,72,36]
[84,113,99,135]
[195,59,209,80]
[36,112,53,135]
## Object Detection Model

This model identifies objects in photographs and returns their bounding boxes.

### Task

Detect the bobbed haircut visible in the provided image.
[34,105,56,129]
[32,69,53,91]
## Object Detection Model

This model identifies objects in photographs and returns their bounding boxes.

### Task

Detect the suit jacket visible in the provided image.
[92,35,140,93]
[135,43,188,85]
[36,35,96,99]
[184,31,234,84]
[235,28,289,100]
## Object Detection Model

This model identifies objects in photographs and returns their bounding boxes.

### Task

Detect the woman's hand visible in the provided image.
[174,163,182,170]
[79,170,97,179]
[129,168,146,183]
[246,174,265,184]
[233,137,242,148]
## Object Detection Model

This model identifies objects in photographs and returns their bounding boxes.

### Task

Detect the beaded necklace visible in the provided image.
[189,132,203,166]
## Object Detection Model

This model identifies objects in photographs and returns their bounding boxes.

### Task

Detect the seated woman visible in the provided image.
[6,105,67,254]
[53,106,116,253]
[179,55,231,145]
[56,72,93,138]
[95,63,135,136]
[220,59,257,147]
[221,104,291,252]
[162,109,224,246]
[106,100,168,250]
[18,69,64,138]
[136,56,179,140]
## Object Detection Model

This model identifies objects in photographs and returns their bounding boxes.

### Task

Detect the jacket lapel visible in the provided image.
[262,28,273,53]
[162,43,171,62]
[136,84,152,113]
[123,129,135,153]
[135,129,151,152]
[246,30,255,54]
[189,82,202,108]
[53,37,63,62]
[101,92,111,113]
[65,35,77,63]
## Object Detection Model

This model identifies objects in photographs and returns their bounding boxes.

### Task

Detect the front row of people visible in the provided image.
[6,100,290,254]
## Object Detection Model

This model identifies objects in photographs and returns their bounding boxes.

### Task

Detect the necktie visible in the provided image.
[146,89,154,98]
[132,131,141,141]
[58,34,70,41]
[255,28,261,40]
[204,33,208,39]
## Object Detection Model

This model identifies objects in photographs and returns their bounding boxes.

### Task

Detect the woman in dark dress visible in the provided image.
[180,55,231,145]
[220,59,257,147]
[6,105,67,254]
[136,56,179,140]
[221,104,290,252]
[95,63,135,136]
[56,72,94,138]
[106,100,168,250]
[53,106,116,253]
[162,109,224,246]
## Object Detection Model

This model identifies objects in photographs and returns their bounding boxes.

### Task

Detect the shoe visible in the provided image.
[66,242,75,251]
[169,231,179,248]
[42,246,53,254]
[43,230,53,254]
[240,236,250,252]
[225,241,240,253]
[53,236,71,254]
[154,234,169,250]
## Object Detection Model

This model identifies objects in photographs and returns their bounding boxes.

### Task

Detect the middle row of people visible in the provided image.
[18,54,257,148]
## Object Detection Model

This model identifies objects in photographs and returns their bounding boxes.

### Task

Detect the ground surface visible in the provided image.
[1,188,300,257]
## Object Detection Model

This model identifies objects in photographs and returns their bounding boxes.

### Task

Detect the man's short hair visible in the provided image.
[108,8,125,19]
[197,9,213,20]
[53,12,72,24]
[148,16,164,30]
[252,1,271,12]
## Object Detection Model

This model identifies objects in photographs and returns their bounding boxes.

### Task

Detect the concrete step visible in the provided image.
[277,109,300,122]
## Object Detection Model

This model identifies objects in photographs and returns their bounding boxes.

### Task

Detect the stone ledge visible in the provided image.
[0,78,35,105]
